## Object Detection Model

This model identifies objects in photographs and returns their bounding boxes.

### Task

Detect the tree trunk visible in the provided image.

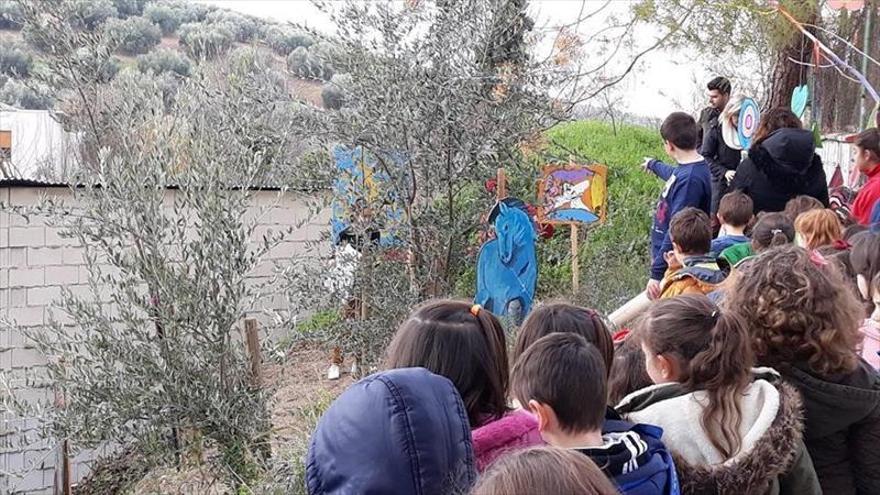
[767,32,814,111]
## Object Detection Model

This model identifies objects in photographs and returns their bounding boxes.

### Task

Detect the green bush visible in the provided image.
[143,3,182,35]
[0,0,23,30]
[206,10,262,43]
[0,42,33,77]
[178,22,234,60]
[113,0,148,18]
[106,16,162,55]
[536,121,667,314]
[0,79,52,109]
[137,48,192,77]
[264,26,314,55]
[73,0,118,31]
[287,46,334,81]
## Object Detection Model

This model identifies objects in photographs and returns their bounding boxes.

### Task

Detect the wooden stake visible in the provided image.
[244,318,262,387]
[571,224,579,293]
[53,369,70,495]
[496,168,507,200]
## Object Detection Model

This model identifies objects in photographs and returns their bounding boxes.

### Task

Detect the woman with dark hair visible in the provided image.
[727,246,880,494]
[386,300,542,471]
[730,107,829,214]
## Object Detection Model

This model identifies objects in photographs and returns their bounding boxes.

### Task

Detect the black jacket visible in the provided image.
[779,361,880,495]
[697,107,720,154]
[730,128,829,213]
[702,121,742,182]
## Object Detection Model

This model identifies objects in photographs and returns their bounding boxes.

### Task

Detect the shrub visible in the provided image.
[72,0,118,31]
[287,46,333,81]
[206,10,262,43]
[112,0,148,18]
[137,48,192,77]
[321,73,350,110]
[143,3,182,35]
[0,42,33,78]
[98,56,122,83]
[0,79,52,109]
[0,0,23,30]
[264,25,314,55]
[178,22,234,60]
[105,16,162,55]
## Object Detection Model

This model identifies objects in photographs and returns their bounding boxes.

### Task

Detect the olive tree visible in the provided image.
[105,15,163,55]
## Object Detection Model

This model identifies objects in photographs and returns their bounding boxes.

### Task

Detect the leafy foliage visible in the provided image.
[137,47,192,77]
[0,78,52,109]
[264,25,314,55]
[112,0,149,18]
[105,15,163,55]
[286,46,333,81]
[0,0,23,29]
[178,21,234,60]
[205,10,263,43]
[0,41,33,77]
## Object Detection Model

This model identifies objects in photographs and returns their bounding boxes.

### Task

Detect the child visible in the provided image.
[710,191,752,255]
[784,195,824,223]
[850,128,880,225]
[512,333,679,495]
[307,368,475,495]
[513,303,614,376]
[643,112,712,299]
[719,211,794,268]
[657,207,726,299]
[616,295,821,495]
[608,329,653,406]
[385,300,541,471]
[727,246,880,494]
[850,232,880,368]
[471,446,620,495]
[794,208,844,250]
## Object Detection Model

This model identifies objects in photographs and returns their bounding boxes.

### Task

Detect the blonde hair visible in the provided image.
[794,209,842,250]
[471,447,619,495]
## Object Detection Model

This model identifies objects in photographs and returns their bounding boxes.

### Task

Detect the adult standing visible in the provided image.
[697,77,731,152]
[730,108,829,214]
[850,128,880,225]
[702,96,744,229]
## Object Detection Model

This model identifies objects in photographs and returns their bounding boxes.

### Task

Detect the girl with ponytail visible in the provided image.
[616,294,820,494]
[386,300,542,471]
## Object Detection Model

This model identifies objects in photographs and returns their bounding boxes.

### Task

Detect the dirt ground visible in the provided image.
[131,345,353,494]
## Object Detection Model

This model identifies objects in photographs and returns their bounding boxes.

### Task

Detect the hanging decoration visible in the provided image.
[828,0,865,11]
[773,2,880,104]
[791,84,809,119]
[737,98,761,150]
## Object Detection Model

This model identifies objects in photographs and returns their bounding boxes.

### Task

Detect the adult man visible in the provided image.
[696,77,731,152]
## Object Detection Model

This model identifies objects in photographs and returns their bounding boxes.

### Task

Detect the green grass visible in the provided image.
[533,121,668,314]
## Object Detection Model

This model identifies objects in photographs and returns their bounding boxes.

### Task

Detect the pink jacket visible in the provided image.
[471,409,544,471]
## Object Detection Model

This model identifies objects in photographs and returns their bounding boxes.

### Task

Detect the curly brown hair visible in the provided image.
[725,245,862,377]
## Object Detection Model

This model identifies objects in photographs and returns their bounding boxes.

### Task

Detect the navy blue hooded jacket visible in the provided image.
[306,368,476,495]
[647,159,712,280]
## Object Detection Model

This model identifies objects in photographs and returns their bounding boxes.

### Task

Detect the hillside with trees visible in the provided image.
[0,0,335,111]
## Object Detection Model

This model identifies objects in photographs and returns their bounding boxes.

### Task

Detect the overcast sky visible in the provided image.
[199,0,713,119]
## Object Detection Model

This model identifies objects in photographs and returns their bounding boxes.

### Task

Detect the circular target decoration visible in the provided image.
[738,98,760,150]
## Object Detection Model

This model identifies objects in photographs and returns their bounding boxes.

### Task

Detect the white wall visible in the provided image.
[0,185,330,493]
[0,110,79,180]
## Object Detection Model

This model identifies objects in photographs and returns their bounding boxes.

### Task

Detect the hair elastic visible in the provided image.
[470,304,482,317]
[770,229,783,235]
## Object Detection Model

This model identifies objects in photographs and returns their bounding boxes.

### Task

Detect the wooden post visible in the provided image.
[53,366,70,495]
[244,318,262,387]
[496,168,507,200]
[570,224,579,293]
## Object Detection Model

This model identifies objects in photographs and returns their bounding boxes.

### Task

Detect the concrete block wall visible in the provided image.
[0,185,329,493]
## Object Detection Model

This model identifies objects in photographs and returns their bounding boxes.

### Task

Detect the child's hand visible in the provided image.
[646,279,661,300]
[641,157,653,172]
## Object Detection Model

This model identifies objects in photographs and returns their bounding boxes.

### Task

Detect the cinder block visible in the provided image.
[8,228,44,247]
[44,266,78,286]
[4,288,27,308]
[8,307,44,327]
[27,248,63,267]
[27,287,62,307]
[8,268,44,288]
[0,247,27,268]
[44,228,74,248]
[61,247,84,266]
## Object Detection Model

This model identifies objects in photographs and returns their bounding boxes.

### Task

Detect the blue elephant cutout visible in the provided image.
[475,199,538,325]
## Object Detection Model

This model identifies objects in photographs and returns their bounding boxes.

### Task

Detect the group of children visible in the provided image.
[305,111,880,495]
